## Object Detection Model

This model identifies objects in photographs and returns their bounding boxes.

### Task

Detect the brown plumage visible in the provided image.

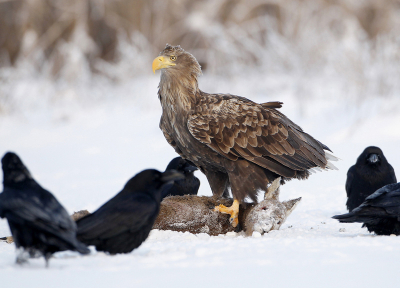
[153,44,336,225]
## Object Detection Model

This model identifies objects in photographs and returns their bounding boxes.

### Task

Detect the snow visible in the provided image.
[0,73,400,287]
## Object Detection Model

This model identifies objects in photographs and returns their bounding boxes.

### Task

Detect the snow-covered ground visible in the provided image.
[0,74,399,287]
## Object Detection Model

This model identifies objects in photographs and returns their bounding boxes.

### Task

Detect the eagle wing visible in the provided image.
[188,94,329,178]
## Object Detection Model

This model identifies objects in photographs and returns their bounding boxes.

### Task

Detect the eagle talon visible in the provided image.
[230,216,239,228]
[214,199,240,228]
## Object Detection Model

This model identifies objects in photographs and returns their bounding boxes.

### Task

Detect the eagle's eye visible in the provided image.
[170,55,177,61]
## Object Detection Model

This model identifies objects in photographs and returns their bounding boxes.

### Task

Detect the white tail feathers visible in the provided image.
[326,161,339,170]
[325,151,340,161]
[308,151,339,174]
[325,151,339,170]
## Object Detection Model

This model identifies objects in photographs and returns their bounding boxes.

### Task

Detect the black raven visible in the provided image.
[346,146,396,211]
[0,152,90,266]
[333,183,400,235]
[162,157,200,198]
[76,169,184,254]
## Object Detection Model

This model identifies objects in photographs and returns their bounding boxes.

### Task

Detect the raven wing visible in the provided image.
[0,186,76,236]
[76,194,157,240]
[361,184,400,216]
[345,166,355,199]
[388,165,397,183]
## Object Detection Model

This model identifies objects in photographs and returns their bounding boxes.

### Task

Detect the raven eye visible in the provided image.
[170,55,176,61]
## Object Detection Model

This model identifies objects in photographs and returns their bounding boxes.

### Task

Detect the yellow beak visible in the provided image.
[152,56,176,74]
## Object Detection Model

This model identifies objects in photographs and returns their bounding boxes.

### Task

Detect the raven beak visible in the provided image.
[161,169,185,182]
[367,154,379,163]
[152,56,176,74]
[184,165,198,173]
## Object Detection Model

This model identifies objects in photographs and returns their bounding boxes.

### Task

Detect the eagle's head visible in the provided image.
[152,44,202,78]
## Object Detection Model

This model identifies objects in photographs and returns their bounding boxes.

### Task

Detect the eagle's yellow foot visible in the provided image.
[214,199,239,227]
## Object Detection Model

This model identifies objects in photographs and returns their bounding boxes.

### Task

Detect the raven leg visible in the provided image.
[44,253,52,268]
[16,248,29,265]
[214,199,239,227]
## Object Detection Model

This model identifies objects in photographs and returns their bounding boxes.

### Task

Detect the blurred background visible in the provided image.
[1,0,400,114]
[0,0,399,211]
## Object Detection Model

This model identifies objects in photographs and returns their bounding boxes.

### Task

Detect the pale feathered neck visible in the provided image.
[159,68,200,110]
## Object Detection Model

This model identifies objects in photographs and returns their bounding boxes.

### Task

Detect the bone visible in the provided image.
[71,210,90,221]
[0,236,14,244]
[264,177,281,200]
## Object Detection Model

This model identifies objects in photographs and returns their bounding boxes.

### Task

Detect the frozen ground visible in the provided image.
[0,74,399,287]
